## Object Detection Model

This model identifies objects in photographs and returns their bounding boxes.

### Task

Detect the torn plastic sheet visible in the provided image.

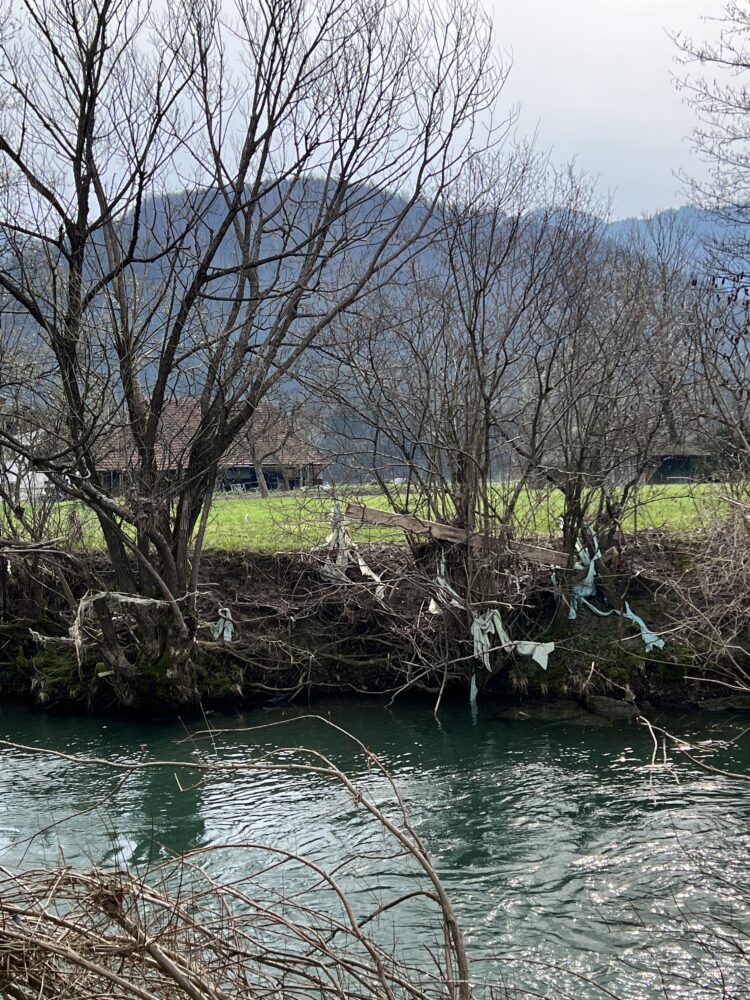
[573,594,665,652]
[427,555,464,614]
[314,501,385,600]
[67,589,195,665]
[212,607,235,643]
[564,529,665,652]
[515,640,554,671]
[470,608,553,673]
[466,610,553,709]
[568,529,602,620]
[427,558,554,707]
[623,601,665,653]
[471,609,511,669]
[569,557,598,618]
[575,596,665,653]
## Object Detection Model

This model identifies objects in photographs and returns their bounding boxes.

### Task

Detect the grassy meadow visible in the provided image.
[42,482,728,554]
[200,482,728,551]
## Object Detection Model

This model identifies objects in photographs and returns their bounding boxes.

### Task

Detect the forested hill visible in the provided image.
[3,183,746,376]
[606,204,750,273]
[125,190,750,285]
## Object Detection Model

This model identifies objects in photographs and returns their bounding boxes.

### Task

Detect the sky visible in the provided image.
[489,0,726,219]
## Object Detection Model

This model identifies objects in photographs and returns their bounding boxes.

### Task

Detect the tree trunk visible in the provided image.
[251,442,269,498]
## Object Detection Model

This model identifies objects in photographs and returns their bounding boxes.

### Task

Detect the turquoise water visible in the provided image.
[1,699,749,997]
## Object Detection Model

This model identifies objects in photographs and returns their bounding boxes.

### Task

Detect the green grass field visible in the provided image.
[199,482,730,552]
[40,483,732,554]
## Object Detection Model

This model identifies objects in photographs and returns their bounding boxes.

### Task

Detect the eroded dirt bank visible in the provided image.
[0,536,744,717]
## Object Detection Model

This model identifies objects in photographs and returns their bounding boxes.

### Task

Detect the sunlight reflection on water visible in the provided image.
[1,699,749,997]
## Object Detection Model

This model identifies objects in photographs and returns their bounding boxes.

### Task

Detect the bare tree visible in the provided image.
[687,278,750,474]
[673,2,750,473]
[674,1,750,273]
[311,157,603,535]
[530,241,664,544]
[0,0,501,702]
[642,4,750,687]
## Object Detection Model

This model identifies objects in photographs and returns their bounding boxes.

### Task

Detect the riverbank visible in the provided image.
[0,529,742,719]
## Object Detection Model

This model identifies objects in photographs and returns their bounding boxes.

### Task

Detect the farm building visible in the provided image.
[96,398,325,494]
[645,444,715,485]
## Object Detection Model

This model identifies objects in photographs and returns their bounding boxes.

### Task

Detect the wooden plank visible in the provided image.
[344,503,571,568]
[512,540,572,569]
[345,503,472,545]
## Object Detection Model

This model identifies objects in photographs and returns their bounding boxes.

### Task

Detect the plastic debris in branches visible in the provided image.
[314,501,385,599]
[568,530,602,620]
[212,607,235,643]
[622,601,665,653]
[471,608,553,672]
[427,558,554,706]
[564,528,665,653]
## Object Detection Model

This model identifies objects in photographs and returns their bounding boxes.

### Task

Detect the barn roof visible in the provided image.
[649,444,713,459]
[95,398,323,473]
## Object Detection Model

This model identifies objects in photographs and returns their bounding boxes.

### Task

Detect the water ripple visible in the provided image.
[2,702,750,997]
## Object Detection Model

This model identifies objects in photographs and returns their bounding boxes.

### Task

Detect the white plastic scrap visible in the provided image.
[471,608,553,672]
[568,531,602,620]
[29,590,208,667]
[514,641,555,671]
[471,609,511,669]
[622,601,665,653]
[564,530,665,652]
[428,555,464,614]
[212,607,235,643]
[64,590,194,665]
[427,556,553,707]
[29,629,74,647]
[314,501,385,599]
[356,553,386,596]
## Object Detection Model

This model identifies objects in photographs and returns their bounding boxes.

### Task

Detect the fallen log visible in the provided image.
[345,503,572,568]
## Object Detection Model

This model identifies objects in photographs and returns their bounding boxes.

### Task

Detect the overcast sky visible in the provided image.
[488,0,725,219]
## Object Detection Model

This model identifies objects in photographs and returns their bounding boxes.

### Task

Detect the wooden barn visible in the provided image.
[645,444,715,485]
[96,398,325,494]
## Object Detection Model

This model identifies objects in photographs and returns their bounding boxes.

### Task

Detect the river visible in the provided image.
[1,698,749,998]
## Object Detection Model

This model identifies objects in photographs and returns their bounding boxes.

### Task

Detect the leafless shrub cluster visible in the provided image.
[0,857,465,1000]
[0,0,502,697]
[656,504,750,686]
